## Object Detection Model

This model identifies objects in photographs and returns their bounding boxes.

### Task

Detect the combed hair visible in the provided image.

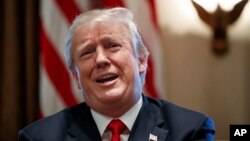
[64,7,149,85]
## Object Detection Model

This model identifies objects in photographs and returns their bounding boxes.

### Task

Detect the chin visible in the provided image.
[102,91,123,100]
[100,89,127,102]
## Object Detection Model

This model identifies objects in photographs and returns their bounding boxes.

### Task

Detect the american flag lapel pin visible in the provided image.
[149,133,158,141]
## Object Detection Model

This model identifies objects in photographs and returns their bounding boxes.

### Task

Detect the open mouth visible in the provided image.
[96,74,118,83]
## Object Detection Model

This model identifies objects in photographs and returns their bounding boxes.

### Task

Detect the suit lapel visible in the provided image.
[63,96,169,141]
[64,103,102,141]
[128,96,169,141]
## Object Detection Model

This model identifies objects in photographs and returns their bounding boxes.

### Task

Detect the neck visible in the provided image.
[95,95,141,118]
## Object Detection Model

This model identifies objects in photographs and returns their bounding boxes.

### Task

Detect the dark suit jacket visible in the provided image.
[18,96,215,141]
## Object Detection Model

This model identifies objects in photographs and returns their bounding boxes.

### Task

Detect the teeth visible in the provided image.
[98,74,114,80]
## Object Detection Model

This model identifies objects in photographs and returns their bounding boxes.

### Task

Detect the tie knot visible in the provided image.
[107,119,127,135]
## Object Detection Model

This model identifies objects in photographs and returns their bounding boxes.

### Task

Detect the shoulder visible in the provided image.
[18,103,89,141]
[21,103,88,131]
[145,96,205,120]
[144,96,215,140]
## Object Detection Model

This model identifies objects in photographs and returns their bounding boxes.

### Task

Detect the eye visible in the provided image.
[82,51,92,56]
[107,43,121,52]
[80,48,95,59]
[110,43,120,48]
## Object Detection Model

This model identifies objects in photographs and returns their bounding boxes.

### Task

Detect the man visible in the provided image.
[19,7,215,141]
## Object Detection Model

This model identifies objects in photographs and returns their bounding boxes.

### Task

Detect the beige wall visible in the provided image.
[156,0,250,140]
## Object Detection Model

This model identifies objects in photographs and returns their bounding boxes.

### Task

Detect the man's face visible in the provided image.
[71,21,145,116]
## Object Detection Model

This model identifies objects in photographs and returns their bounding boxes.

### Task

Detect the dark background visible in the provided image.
[0,1,39,140]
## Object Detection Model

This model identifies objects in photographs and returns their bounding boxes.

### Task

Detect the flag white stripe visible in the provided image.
[40,66,66,116]
[41,0,69,66]
[40,0,82,116]
[74,0,89,11]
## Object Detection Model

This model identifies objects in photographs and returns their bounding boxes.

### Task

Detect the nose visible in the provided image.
[95,47,111,69]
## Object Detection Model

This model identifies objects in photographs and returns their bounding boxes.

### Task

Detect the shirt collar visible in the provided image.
[91,95,143,136]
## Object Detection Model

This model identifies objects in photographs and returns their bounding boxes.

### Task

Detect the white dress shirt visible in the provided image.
[91,96,143,141]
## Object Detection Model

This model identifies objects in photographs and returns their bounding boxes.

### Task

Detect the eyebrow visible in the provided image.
[100,34,128,44]
[75,33,127,51]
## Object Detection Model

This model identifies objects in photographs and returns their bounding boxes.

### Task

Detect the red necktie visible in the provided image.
[107,119,126,141]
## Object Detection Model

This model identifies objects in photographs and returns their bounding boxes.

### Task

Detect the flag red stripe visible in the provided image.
[147,0,160,31]
[103,0,125,7]
[40,23,78,106]
[145,57,159,98]
[55,0,81,23]
[39,110,44,119]
[143,0,161,98]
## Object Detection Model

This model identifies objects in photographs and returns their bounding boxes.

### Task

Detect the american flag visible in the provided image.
[40,0,165,117]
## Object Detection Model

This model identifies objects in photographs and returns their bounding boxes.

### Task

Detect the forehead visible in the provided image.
[73,21,131,42]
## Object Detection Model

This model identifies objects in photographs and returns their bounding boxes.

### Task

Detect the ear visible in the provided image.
[138,57,147,74]
[71,69,81,89]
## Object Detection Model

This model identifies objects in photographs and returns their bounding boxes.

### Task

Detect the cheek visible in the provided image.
[113,53,139,76]
[76,60,94,81]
